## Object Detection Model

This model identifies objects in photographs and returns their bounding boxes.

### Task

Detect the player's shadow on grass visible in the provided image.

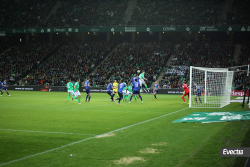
[233,124,250,167]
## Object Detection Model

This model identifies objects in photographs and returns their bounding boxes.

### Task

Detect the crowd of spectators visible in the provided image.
[91,41,174,87]
[226,0,250,25]
[234,42,250,89]
[158,41,234,88]
[0,42,59,84]
[1,0,250,28]
[0,0,56,28]
[128,0,224,26]
[44,0,127,27]
[0,43,13,53]
[26,41,114,86]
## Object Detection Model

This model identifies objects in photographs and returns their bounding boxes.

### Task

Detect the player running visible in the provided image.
[66,79,74,101]
[139,71,149,91]
[129,78,143,103]
[107,81,115,101]
[182,81,189,104]
[116,80,126,105]
[72,78,81,104]
[1,79,10,96]
[194,82,202,104]
[154,81,159,100]
[84,78,91,102]
[113,80,119,98]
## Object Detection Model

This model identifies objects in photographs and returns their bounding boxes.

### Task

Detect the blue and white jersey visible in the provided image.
[0,81,1,87]
[155,84,159,90]
[118,83,126,92]
[132,76,139,84]
[2,82,7,89]
[107,83,112,91]
[84,80,90,89]
[195,85,201,92]
[133,81,140,91]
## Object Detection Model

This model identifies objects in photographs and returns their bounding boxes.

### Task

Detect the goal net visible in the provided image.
[189,66,234,108]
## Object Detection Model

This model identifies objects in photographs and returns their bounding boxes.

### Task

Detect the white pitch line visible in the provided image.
[72,104,112,110]
[0,129,96,136]
[0,107,188,166]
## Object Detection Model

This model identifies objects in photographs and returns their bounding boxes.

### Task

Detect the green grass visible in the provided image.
[0,91,250,167]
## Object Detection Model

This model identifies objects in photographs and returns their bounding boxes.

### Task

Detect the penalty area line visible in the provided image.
[0,107,188,166]
[0,129,96,136]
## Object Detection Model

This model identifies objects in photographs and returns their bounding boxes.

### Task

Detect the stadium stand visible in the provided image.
[92,41,174,87]
[226,0,250,25]
[45,0,127,27]
[0,42,60,84]
[26,41,115,86]
[234,42,250,89]
[0,0,56,28]
[238,42,250,66]
[128,0,224,26]
[0,43,13,54]
[160,41,235,88]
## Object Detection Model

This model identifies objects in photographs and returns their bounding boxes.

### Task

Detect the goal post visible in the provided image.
[189,66,234,108]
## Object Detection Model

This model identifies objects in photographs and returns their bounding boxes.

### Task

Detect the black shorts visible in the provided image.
[133,90,140,95]
[196,92,201,96]
[154,90,158,94]
[118,92,123,98]
[86,88,91,94]
[107,90,112,95]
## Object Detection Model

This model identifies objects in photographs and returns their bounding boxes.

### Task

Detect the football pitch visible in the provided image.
[0,91,250,167]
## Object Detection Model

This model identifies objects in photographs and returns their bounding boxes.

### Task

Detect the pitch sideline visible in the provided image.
[0,107,188,166]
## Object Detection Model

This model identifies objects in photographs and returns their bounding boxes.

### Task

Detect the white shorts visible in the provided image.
[68,90,74,95]
[122,90,130,96]
[74,91,81,97]
[139,79,145,84]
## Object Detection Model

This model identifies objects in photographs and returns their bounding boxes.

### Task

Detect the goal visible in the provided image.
[189,66,234,108]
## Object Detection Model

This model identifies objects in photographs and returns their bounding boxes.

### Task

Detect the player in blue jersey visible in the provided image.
[1,79,10,96]
[131,74,139,85]
[129,78,143,103]
[116,80,126,105]
[84,78,91,102]
[194,82,202,104]
[107,80,115,101]
[131,74,139,99]
[154,81,159,100]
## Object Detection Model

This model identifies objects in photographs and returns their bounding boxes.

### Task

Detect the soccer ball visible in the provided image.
[137,70,140,73]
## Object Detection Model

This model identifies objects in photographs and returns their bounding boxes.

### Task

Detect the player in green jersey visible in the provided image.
[72,78,81,104]
[139,71,148,91]
[128,82,137,101]
[66,79,74,101]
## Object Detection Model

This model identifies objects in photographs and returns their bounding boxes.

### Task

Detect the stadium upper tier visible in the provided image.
[0,0,56,28]
[226,0,250,25]
[45,0,127,27]
[128,0,224,26]
[1,0,250,28]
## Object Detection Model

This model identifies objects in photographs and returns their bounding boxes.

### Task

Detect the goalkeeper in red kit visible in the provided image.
[182,81,189,104]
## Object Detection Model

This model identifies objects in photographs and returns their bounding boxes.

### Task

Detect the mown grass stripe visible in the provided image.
[0,108,188,166]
